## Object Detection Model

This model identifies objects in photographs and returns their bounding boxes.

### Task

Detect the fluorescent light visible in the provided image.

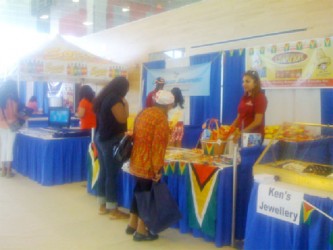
[122,7,130,12]
[72,0,79,2]
[40,14,49,19]
[83,21,93,26]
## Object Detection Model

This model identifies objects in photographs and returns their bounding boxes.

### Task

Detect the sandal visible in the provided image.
[125,225,136,235]
[109,209,130,220]
[98,205,110,215]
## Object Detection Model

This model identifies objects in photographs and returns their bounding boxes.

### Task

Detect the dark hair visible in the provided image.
[243,70,262,95]
[171,87,184,109]
[93,76,129,113]
[0,80,19,109]
[79,85,95,102]
[29,96,37,102]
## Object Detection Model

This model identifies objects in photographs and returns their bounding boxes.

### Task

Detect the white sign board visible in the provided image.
[257,184,304,225]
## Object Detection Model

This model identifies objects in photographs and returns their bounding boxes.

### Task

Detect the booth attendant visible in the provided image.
[230,70,268,142]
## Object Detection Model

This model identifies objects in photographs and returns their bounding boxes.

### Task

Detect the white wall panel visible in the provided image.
[265,89,321,125]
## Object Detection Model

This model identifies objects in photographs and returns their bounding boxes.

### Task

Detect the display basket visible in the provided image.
[201,139,227,156]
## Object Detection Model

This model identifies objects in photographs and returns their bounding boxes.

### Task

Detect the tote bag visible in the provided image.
[135,181,182,234]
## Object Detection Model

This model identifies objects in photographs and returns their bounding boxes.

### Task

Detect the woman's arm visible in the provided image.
[230,114,240,128]
[243,113,264,132]
[111,98,129,124]
[76,107,85,118]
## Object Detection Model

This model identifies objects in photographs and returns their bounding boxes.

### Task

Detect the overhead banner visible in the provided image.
[246,37,333,88]
[257,184,304,225]
[20,60,127,80]
[146,63,211,96]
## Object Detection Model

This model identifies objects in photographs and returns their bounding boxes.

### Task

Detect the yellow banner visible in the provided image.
[246,37,333,88]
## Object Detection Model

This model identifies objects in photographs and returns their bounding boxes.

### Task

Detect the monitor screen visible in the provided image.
[48,107,71,128]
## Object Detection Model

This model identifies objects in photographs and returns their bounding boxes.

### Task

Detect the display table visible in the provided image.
[244,182,333,250]
[27,115,80,128]
[88,145,264,247]
[13,132,90,186]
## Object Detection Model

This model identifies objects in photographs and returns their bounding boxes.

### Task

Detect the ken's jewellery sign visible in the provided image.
[257,184,304,225]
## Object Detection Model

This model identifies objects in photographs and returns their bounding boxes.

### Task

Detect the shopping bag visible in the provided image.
[135,181,182,234]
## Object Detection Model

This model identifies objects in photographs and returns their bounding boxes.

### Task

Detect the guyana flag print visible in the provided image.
[188,163,220,237]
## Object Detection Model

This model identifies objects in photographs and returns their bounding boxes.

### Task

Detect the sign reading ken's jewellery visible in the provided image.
[257,184,304,225]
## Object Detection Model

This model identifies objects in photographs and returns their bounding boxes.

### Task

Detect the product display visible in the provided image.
[165,147,233,168]
[254,123,333,192]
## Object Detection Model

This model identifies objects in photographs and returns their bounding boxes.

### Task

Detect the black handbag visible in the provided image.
[112,134,133,163]
[135,181,182,234]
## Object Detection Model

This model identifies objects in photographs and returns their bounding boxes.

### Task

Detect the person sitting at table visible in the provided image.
[230,70,268,143]
[93,76,130,219]
[0,80,20,178]
[168,87,185,147]
[145,77,165,107]
[26,96,38,113]
[127,90,174,241]
[76,85,96,129]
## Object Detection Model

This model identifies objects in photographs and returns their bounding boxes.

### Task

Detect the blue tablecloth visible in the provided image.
[13,133,90,186]
[244,183,333,250]
[88,145,264,247]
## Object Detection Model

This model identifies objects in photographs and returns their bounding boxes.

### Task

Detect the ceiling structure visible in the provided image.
[0,0,202,37]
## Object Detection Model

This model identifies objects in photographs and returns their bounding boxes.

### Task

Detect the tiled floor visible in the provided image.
[0,173,236,250]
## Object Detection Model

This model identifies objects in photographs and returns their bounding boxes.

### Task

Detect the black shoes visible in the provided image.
[133,231,159,241]
[125,226,136,235]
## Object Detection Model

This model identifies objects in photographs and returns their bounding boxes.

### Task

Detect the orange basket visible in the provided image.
[201,139,227,156]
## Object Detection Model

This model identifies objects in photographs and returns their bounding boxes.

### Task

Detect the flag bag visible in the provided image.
[135,181,182,234]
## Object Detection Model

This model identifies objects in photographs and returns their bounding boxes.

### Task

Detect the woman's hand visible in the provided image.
[152,172,162,182]
[232,128,241,144]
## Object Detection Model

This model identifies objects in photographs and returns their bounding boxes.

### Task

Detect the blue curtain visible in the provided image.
[19,81,27,105]
[321,89,333,124]
[190,52,222,126]
[141,60,166,108]
[222,50,245,124]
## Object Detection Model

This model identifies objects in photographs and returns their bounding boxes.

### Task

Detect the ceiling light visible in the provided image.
[83,21,93,26]
[122,7,130,12]
[72,0,79,2]
[39,15,49,19]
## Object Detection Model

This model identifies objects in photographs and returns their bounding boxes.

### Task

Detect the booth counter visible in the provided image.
[13,131,90,186]
[245,124,333,249]
[245,182,333,250]
[88,145,264,247]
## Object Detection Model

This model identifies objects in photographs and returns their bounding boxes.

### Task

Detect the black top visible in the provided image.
[96,94,127,141]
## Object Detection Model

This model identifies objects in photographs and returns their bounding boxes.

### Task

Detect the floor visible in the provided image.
[0,173,236,250]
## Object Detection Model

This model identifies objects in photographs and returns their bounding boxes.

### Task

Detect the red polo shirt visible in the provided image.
[146,89,158,108]
[237,91,267,136]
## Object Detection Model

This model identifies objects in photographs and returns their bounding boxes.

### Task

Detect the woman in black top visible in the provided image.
[93,76,129,219]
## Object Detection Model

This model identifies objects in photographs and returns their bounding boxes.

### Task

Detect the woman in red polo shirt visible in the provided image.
[230,70,268,142]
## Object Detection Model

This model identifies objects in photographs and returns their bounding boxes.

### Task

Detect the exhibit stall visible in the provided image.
[11,35,128,184]
[245,123,333,249]
[11,35,127,116]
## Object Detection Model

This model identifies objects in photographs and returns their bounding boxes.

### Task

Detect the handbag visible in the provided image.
[135,181,182,234]
[112,134,133,163]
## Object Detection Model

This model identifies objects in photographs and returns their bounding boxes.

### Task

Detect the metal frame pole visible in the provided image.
[231,143,238,247]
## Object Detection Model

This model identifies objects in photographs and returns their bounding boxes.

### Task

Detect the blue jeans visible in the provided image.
[95,132,123,209]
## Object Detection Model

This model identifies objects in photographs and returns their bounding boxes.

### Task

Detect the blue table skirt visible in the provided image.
[13,133,90,186]
[244,183,333,250]
[87,145,264,247]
